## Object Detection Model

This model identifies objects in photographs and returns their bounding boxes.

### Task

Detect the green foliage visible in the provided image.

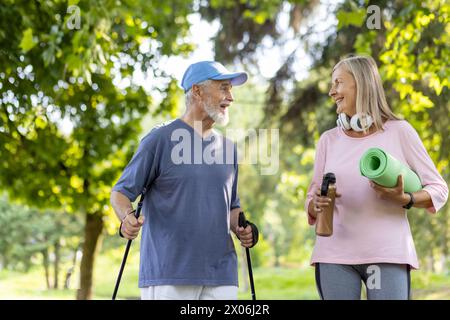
[0,0,195,213]
[200,0,319,63]
[19,28,38,52]
[337,5,367,29]
[0,195,82,274]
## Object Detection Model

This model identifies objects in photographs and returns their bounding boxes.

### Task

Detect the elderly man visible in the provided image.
[110,61,259,300]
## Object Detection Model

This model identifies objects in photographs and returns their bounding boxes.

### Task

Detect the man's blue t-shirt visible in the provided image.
[112,119,240,287]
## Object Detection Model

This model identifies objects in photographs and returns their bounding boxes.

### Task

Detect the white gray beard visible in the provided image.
[203,101,229,126]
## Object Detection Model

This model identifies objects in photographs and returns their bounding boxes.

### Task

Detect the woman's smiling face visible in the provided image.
[329,65,357,116]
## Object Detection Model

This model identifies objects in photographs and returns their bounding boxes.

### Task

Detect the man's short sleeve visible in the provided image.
[112,133,160,202]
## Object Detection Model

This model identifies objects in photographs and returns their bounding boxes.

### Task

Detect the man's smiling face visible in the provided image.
[201,80,234,126]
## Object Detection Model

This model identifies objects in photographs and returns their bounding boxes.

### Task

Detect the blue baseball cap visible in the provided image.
[181,61,248,93]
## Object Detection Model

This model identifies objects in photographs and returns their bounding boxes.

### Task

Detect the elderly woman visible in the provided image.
[305,55,448,300]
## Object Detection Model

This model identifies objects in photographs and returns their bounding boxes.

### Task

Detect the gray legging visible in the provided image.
[315,263,411,300]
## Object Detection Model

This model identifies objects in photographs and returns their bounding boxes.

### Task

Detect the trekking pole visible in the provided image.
[238,211,256,300]
[112,188,147,300]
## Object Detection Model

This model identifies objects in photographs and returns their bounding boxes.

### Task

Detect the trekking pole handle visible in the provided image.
[133,187,147,219]
[238,211,248,228]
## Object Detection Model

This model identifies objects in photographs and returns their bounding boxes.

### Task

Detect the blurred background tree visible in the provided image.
[0,0,194,299]
[0,195,82,289]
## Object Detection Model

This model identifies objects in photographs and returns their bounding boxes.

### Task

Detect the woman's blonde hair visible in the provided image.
[333,55,399,131]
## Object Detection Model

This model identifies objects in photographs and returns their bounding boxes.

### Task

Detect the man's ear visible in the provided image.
[192,84,202,98]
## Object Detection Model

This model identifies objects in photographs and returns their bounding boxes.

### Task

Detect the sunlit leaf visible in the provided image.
[19,28,37,52]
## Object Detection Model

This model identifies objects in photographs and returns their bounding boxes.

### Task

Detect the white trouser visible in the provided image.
[140,285,238,300]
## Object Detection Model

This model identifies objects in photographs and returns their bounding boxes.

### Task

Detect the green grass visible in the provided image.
[410,272,450,300]
[0,249,448,300]
[237,267,318,300]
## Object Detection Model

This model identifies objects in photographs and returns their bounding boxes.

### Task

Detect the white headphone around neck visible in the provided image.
[336,113,373,132]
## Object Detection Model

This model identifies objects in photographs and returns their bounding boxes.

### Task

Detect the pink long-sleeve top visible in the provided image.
[305,120,448,269]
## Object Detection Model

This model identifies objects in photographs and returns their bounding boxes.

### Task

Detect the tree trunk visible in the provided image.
[41,249,51,290]
[53,239,60,289]
[76,212,103,300]
[274,243,281,268]
[65,245,79,289]
[2,255,8,270]
[431,254,436,273]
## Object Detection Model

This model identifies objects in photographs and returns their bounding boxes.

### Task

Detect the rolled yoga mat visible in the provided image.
[359,148,422,193]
